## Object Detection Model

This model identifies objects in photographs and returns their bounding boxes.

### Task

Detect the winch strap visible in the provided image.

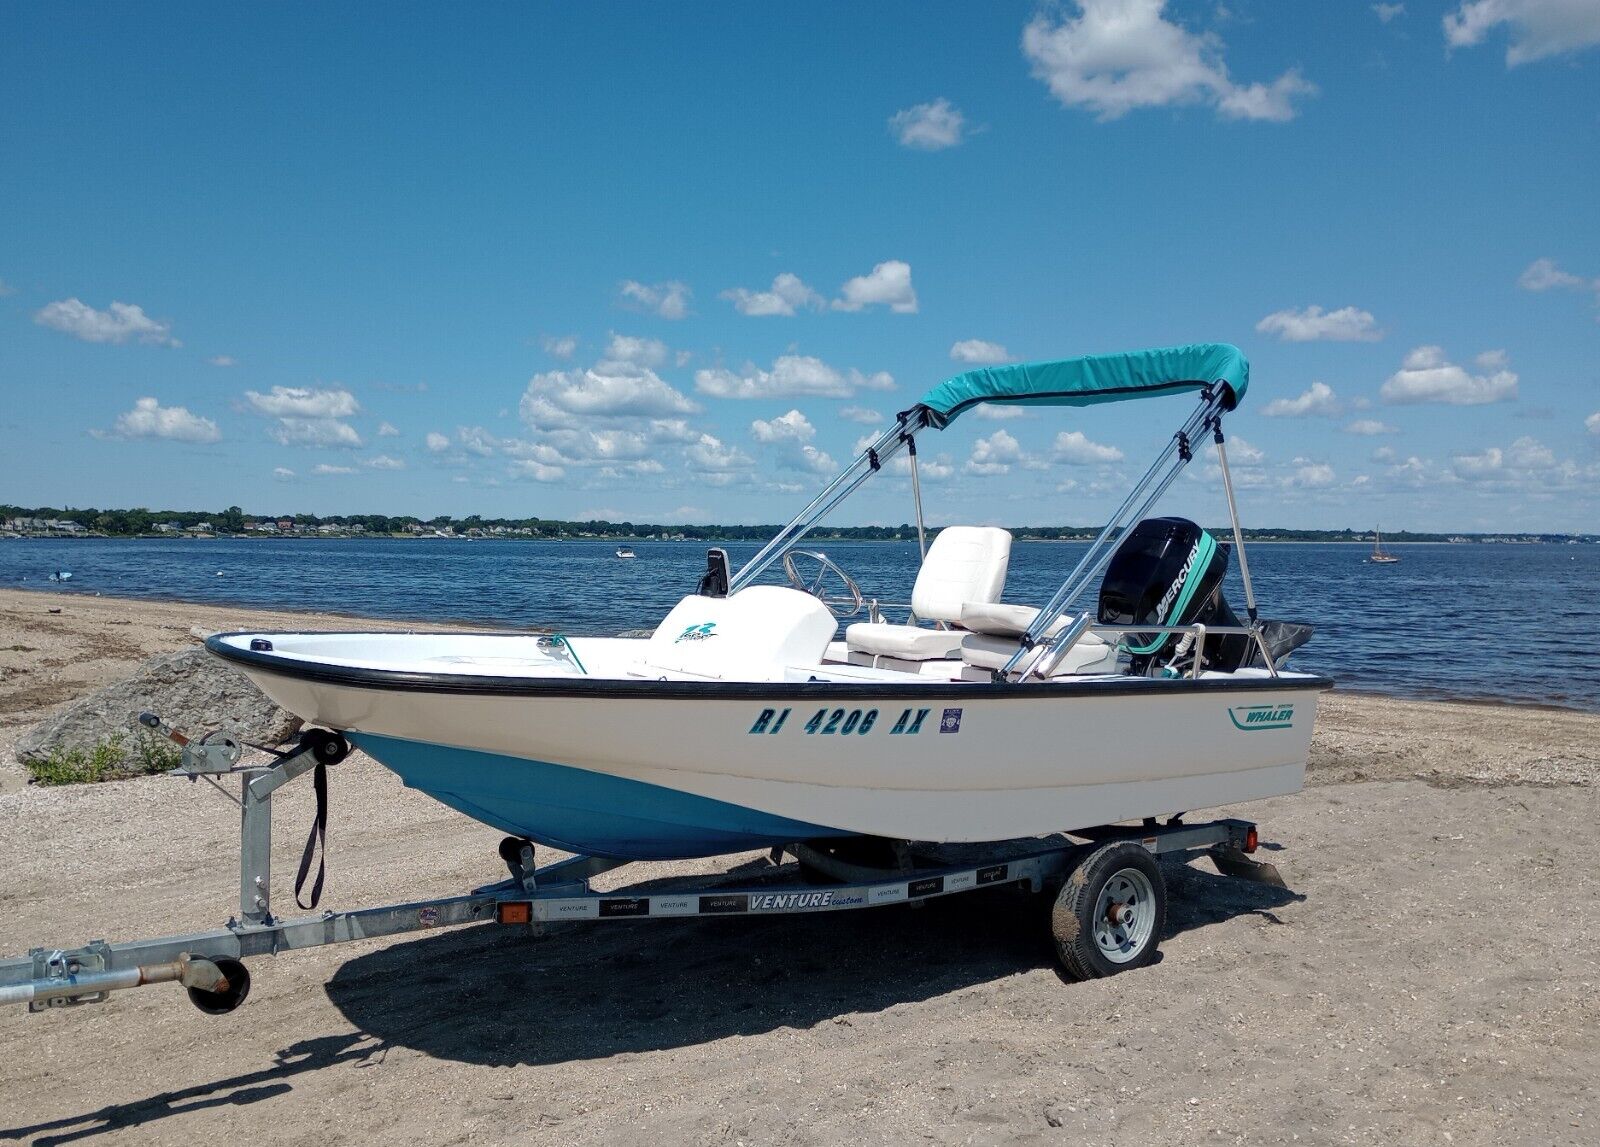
[294,762,329,910]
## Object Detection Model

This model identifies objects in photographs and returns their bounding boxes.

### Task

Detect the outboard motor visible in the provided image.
[1098,517,1251,676]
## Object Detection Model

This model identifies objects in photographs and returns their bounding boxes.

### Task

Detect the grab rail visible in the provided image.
[1014,618,1280,681]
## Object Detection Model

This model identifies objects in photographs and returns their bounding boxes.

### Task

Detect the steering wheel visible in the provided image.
[782,550,865,618]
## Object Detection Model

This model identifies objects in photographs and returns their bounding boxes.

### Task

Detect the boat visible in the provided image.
[615,546,637,559]
[210,344,1330,862]
[1369,527,1400,563]
[48,570,72,582]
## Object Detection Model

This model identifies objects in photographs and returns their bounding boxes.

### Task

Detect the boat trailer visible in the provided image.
[0,719,1288,1016]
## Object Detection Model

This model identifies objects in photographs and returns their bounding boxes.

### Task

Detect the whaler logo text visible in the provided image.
[1228,703,1294,731]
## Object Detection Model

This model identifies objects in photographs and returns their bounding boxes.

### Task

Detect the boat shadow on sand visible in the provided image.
[1,860,1297,1145]
[322,855,1301,1068]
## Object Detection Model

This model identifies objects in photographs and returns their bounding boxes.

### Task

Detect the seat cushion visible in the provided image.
[960,601,1055,637]
[961,631,1117,676]
[911,526,1011,623]
[844,621,963,661]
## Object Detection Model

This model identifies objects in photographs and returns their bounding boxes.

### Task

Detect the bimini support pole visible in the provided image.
[1210,416,1258,624]
[731,409,929,592]
[1001,387,1226,680]
[905,432,928,561]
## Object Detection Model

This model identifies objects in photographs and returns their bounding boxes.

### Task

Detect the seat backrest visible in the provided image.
[911,526,1012,623]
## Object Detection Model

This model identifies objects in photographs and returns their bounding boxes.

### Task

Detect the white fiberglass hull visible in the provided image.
[212,633,1329,859]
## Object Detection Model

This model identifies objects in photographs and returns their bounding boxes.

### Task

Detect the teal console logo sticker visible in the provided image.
[675,622,717,643]
[1228,703,1294,731]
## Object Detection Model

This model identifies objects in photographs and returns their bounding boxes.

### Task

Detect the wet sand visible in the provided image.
[0,588,1596,1145]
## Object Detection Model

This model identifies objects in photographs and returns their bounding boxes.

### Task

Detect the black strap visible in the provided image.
[294,762,328,910]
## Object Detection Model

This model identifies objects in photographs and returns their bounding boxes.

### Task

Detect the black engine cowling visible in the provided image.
[1097,517,1252,675]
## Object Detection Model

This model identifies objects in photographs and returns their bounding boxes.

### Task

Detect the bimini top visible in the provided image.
[912,343,1249,428]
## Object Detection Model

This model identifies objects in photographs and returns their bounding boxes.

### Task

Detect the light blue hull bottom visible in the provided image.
[349,732,852,860]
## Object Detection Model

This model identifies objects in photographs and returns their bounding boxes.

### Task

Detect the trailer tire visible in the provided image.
[185,957,252,1015]
[1051,843,1165,981]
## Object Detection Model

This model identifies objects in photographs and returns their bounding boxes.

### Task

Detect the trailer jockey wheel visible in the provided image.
[185,957,252,1015]
[1051,842,1166,981]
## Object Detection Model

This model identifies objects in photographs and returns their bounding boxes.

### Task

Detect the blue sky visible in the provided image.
[2,1,1597,531]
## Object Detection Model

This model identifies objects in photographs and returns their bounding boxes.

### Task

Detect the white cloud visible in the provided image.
[426,431,451,452]
[377,421,400,437]
[1053,429,1124,464]
[832,260,918,313]
[685,433,754,474]
[1444,0,1600,65]
[268,418,363,448]
[965,429,1025,475]
[721,273,825,317]
[1228,436,1265,465]
[510,459,565,482]
[1022,0,1316,122]
[273,467,295,480]
[695,355,894,400]
[1507,435,1556,469]
[521,364,698,423]
[1255,304,1382,342]
[1517,258,1599,318]
[1289,462,1336,488]
[1381,346,1519,405]
[749,410,835,473]
[1263,380,1340,418]
[950,338,1011,364]
[207,355,238,368]
[838,405,884,425]
[603,333,670,368]
[888,98,968,150]
[34,298,179,346]
[243,386,363,448]
[619,279,691,320]
[543,334,578,359]
[1373,3,1406,22]
[750,409,816,443]
[365,454,406,470]
[1345,419,1399,435]
[313,463,355,475]
[1587,412,1600,435]
[244,386,360,419]
[104,397,220,443]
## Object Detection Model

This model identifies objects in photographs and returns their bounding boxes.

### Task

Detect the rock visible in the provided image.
[16,649,303,766]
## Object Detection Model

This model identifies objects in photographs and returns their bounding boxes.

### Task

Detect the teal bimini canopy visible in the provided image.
[911,343,1249,429]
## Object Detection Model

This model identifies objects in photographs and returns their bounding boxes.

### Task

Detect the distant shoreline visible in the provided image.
[4,533,1594,546]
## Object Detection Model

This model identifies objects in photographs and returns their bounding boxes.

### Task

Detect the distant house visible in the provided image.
[404,523,424,534]
[155,522,180,533]
[186,522,213,535]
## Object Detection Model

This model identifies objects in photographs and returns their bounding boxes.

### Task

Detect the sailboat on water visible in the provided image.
[1369,527,1400,564]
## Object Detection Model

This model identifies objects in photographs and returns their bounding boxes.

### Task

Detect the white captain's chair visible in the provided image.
[845,526,1012,664]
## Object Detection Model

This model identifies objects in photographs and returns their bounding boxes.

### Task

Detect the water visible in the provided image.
[4,537,1597,712]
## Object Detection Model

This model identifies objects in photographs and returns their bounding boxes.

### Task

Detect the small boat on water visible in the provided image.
[615,546,637,559]
[48,570,72,582]
[211,344,1328,862]
[1369,528,1400,564]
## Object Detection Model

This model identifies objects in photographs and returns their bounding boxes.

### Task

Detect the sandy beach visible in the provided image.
[1,586,1596,1145]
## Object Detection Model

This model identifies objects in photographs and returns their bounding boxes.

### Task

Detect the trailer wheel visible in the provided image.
[185,957,251,1015]
[1051,843,1165,981]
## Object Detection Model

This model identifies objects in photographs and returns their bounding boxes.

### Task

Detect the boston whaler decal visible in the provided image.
[1228,703,1295,731]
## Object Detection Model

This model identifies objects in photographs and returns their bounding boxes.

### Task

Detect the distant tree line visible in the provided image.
[2,504,1591,544]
